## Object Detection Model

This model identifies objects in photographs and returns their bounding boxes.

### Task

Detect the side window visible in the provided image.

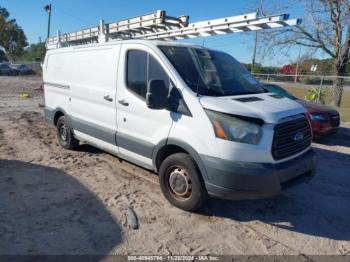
[148,55,170,88]
[126,50,170,99]
[127,50,148,98]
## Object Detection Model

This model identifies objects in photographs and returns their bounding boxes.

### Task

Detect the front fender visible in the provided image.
[152,138,209,181]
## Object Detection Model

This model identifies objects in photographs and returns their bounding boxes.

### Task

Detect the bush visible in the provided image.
[305,87,327,104]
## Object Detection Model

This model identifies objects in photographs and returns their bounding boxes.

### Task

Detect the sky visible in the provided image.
[0,0,323,66]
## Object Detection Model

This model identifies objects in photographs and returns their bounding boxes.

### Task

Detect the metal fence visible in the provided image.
[253,73,350,105]
[14,61,41,67]
[253,73,350,89]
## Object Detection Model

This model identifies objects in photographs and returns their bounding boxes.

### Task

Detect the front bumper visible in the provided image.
[202,149,317,200]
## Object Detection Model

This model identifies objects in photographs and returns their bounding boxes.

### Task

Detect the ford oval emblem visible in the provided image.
[293,132,304,141]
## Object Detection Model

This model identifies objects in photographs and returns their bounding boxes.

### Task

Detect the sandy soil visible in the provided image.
[0,76,350,255]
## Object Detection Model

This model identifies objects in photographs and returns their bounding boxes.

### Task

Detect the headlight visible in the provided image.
[205,109,262,145]
[310,113,327,122]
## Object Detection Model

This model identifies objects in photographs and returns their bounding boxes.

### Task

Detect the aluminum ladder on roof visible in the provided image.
[46,9,301,49]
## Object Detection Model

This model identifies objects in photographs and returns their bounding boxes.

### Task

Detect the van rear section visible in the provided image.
[43,40,316,211]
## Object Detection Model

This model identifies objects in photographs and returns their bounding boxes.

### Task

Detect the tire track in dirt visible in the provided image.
[100,153,281,254]
[0,122,18,159]
[3,112,106,172]
[101,154,298,254]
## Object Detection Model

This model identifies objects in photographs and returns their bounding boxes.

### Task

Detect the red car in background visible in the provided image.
[264,84,340,137]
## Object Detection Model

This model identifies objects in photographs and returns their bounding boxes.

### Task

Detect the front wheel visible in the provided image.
[56,115,79,149]
[159,153,208,211]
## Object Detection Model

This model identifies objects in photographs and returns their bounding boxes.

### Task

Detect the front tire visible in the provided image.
[56,116,79,149]
[159,153,208,211]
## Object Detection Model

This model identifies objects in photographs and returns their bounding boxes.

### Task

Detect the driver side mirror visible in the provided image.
[146,79,168,109]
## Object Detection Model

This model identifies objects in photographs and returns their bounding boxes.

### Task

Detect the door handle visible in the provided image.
[104,95,113,102]
[118,99,129,106]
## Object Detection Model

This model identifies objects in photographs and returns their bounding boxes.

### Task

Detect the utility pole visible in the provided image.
[44,4,52,39]
[252,5,263,74]
[252,31,258,73]
[294,47,301,83]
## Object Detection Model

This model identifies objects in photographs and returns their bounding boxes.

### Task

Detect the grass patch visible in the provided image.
[284,86,350,122]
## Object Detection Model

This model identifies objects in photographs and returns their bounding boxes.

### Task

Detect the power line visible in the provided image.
[55,6,94,25]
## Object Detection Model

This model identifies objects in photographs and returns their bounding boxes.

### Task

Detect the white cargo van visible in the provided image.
[43,40,316,211]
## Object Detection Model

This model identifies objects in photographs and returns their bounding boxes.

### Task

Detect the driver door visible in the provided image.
[116,43,174,168]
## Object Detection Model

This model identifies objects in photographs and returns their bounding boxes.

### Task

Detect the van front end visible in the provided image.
[156,43,317,210]
[199,108,317,201]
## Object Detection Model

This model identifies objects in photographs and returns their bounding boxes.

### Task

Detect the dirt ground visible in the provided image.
[0,76,350,256]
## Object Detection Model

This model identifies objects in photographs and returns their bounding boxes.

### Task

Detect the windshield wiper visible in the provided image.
[189,84,223,97]
[198,91,222,97]
[200,89,224,97]
[232,91,264,96]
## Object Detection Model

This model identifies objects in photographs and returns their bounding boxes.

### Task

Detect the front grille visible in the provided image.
[272,115,312,160]
[330,114,340,127]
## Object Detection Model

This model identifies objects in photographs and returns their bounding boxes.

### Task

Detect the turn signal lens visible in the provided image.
[213,120,228,140]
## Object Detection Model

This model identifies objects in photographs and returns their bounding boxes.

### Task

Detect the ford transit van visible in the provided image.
[43,40,316,211]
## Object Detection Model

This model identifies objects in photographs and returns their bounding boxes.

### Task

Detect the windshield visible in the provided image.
[159,45,266,97]
[264,84,296,100]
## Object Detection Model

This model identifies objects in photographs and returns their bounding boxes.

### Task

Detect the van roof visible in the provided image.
[46,39,206,53]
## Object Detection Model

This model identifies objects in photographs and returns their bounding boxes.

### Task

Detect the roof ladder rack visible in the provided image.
[46,10,301,49]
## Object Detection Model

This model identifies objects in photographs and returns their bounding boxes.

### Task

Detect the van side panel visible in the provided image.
[69,46,120,145]
[44,50,73,121]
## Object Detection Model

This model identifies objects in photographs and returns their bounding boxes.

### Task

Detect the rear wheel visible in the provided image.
[56,115,79,149]
[159,153,208,211]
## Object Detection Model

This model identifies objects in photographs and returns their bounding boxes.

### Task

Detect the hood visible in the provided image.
[199,93,305,123]
[297,99,337,114]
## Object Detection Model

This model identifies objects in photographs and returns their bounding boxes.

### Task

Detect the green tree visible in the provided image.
[22,42,46,61]
[260,0,350,107]
[0,6,28,61]
[0,48,6,61]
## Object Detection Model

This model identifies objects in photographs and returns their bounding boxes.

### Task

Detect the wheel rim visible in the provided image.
[59,123,68,141]
[167,166,192,200]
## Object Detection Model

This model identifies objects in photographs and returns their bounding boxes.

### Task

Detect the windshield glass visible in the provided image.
[264,84,296,100]
[159,45,265,97]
